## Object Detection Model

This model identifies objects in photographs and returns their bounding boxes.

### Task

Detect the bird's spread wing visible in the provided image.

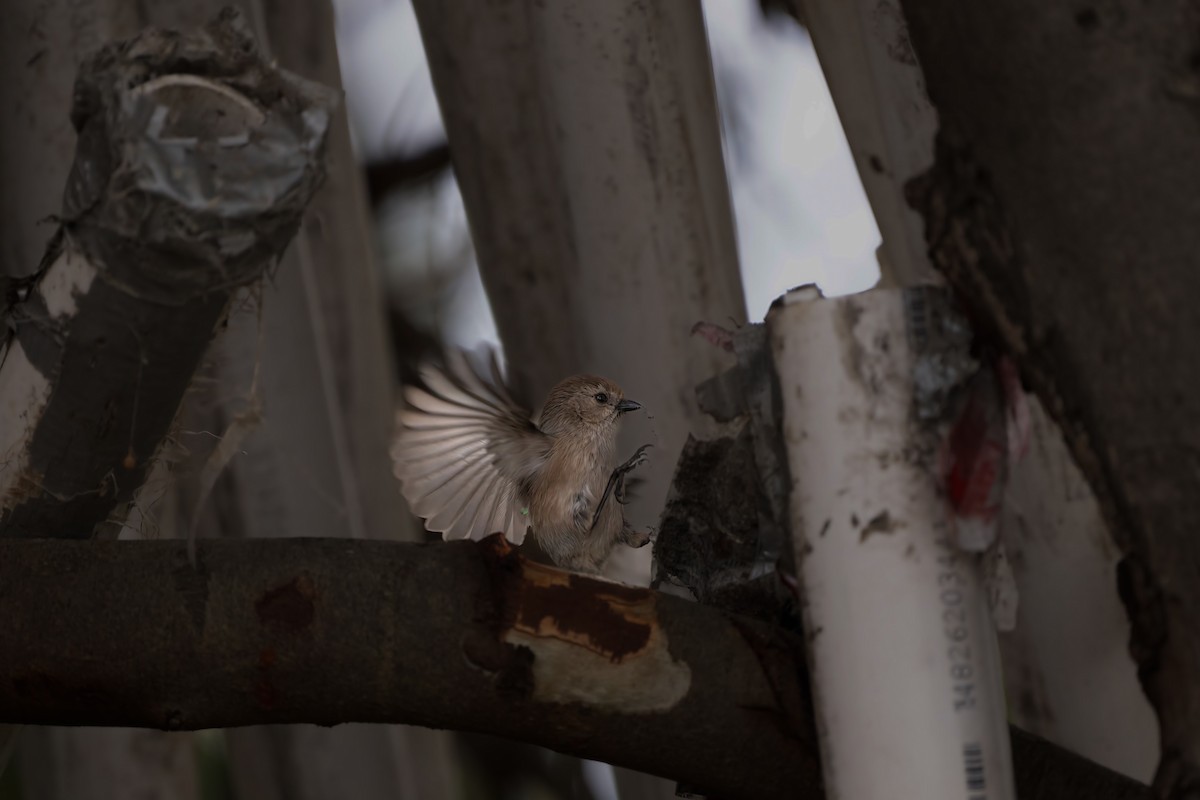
[392,349,547,544]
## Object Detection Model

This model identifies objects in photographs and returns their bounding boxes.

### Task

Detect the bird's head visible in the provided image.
[539,374,641,438]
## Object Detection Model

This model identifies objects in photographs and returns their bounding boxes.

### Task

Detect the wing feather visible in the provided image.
[465,470,507,540]
[393,431,489,467]
[404,386,494,420]
[392,348,547,544]
[486,350,521,410]
[403,449,487,495]
[421,456,493,532]
[496,486,523,542]
[441,463,496,540]
[417,367,504,416]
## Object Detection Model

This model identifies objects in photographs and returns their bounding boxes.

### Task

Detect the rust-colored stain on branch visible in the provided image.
[255,649,280,710]
[256,573,317,634]
[476,535,691,712]
[513,562,652,661]
[251,574,317,710]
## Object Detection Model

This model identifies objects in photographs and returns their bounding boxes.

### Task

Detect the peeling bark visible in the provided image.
[654,322,799,628]
[897,2,1200,795]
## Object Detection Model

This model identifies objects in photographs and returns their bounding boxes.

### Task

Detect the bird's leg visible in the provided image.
[614,475,644,505]
[591,444,652,531]
[614,444,652,504]
[614,478,630,505]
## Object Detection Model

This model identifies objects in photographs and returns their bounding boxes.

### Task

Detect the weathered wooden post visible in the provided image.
[410,0,748,792]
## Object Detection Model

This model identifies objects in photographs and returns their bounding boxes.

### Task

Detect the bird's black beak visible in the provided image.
[616,399,642,414]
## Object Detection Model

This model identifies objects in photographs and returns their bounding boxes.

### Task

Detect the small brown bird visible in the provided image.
[391,350,651,574]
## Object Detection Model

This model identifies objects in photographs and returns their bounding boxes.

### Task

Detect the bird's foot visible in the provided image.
[592,445,653,529]
[614,444,652,504]
[618,443,653,473]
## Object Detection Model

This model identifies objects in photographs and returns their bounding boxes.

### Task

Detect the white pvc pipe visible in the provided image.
[768,286,1014,800]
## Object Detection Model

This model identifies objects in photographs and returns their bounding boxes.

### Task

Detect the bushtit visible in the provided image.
[391,350,651,574]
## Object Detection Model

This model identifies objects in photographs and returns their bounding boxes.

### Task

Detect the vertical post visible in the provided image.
[412,1,745,793]
[412,0,746,577]
[128,1,459,797]
[768,286,1015,800]
[0,0,138,281]
[800,0,941,287]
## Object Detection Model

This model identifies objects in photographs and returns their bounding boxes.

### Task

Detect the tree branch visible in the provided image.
[0,536,1150,800]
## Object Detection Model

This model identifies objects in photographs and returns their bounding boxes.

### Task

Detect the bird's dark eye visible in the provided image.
[594,392,608,404]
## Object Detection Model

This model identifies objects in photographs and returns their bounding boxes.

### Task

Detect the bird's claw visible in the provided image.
[614,475,645,505]
[591,444,653,530]
[619,443,652,473]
